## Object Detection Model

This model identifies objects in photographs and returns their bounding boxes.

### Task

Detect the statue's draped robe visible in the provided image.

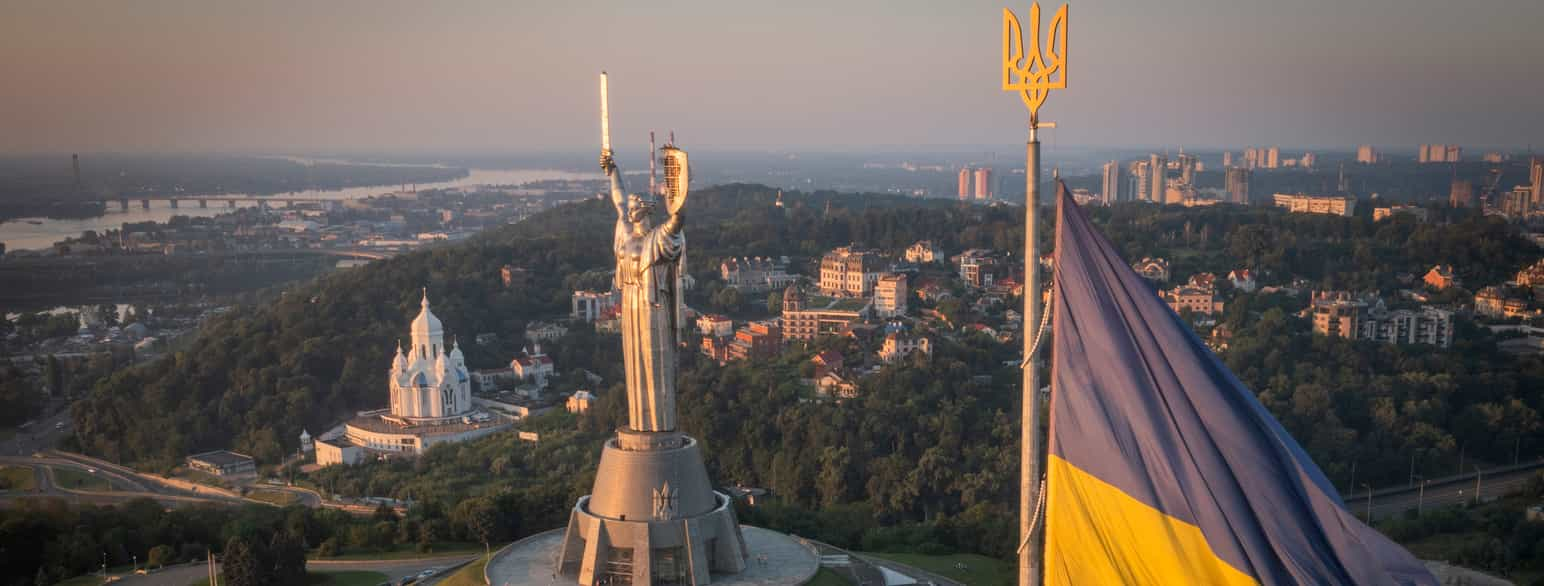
[614,218,686,432]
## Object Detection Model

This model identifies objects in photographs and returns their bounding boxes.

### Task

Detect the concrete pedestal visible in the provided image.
[557,431,749,585]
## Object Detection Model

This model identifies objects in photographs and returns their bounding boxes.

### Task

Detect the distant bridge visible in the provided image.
[100,195,345,211]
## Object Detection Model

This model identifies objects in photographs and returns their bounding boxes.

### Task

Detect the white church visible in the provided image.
[315,291,511,466]
[389,292,472,421]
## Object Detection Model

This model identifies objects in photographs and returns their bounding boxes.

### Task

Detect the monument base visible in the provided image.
[557,433,750,585]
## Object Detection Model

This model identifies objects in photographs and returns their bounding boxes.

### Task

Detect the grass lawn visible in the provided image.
[435,555,489,586]
[310,541,491,561]
[863,552,1014,586]
[187,570,387,586]
[51,466,111,491]
[247,488,302,506]
[805,567,851,586]
[0,465,37,491]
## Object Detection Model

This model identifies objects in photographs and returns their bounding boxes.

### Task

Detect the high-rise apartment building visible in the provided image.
[1225,167,1252,204]
[1222,151,1233,168]
[1356,145,1379,164]
[973,167,993,200]
[1265,147,1281,169]
[1531,157,1543,208]
[1177,154,1198,186]
[1449,180,1475,208]
[1149,154,1166,203]
[1101,160,1122,204]
[1419,144,1462,163]
[1129,161,1151,202]
[1300,152,1316,170]
[957,168,971,200]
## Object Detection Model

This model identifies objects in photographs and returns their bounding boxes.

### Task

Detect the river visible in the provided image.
[0,168,599,251]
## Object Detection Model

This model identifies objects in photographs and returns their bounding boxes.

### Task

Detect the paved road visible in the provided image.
[1357,466,1541,520]
[4,408,73,457]
[96,554,476,586]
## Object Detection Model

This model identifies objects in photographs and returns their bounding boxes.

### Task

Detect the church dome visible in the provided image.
[411,290,444,341]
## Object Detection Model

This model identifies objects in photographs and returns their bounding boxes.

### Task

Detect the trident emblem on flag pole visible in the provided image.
[1003,3,1067,126]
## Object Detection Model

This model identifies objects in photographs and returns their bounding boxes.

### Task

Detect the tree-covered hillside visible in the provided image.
[67,185,1028,468]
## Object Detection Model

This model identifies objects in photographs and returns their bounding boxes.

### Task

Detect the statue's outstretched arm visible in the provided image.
[601,150,625,217]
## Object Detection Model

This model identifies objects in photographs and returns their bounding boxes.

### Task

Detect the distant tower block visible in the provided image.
[72,154,82,193]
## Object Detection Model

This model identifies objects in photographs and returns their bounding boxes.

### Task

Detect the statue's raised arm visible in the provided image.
[600,150,625,218]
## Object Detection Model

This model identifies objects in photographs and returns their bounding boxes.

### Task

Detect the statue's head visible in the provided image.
[626,193,656,225]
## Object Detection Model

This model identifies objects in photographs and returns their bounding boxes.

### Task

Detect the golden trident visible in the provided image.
[1003,2,1068,126]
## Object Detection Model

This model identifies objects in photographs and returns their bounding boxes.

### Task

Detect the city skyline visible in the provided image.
[2,0,1542,154]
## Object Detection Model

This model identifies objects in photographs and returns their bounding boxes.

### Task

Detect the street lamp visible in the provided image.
[1362,482,1373,522]
[1474,464,1483,505]
[1415,477,1428,515]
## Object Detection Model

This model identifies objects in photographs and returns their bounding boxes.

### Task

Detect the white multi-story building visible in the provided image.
[720,257,796,293]
[696,314,734,338]
[572,289,619,322]
[873,274,909,318]
[878,332,931,363]
[819,247,883,297]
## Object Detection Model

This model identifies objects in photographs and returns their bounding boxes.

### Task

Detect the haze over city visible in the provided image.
[4,3,1544,586]
[3,0,1542,154]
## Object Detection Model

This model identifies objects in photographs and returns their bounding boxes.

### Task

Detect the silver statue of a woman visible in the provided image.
[600,144,689,433]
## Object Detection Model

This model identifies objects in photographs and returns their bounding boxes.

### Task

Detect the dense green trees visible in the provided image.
[55,185,1544,567]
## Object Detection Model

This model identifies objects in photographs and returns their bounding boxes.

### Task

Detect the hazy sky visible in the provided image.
[2,0,1541,155]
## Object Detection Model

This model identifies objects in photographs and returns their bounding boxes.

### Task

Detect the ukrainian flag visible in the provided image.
[1045,182,1436,585]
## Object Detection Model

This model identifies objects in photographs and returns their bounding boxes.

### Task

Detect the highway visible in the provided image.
[1344,460,1544,520]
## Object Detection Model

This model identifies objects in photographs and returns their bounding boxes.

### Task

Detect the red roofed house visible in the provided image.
[810,350,845,379]
[1227,269,1258,293]
[511,345,555,386]
[1423,265,1459,290]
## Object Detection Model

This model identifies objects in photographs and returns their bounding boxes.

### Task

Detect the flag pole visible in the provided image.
[1020,116,1044,586]
[1002,4,1066,585]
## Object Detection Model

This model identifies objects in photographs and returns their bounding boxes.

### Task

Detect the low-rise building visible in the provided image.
[1311,292,1453,347]
[1227,269,1257,293]
[782,287,870,342]
[815,370,859,400]
[1476,286,1509,318]
[904,240,944,264]
[720,256,796,293]
[1373,206,1430,222]
[878,332,932,363]
[571,289,619,322]
[700,335,733,363]
[1163,286,1224,316]
[696,314,734,338]
[819,247,884,297]
[1132,257,1171,283]
[873,274,909,318]
[314,437,363,467]
[526,321,568,342]
[1424,265,1459,290]
[1272,193,1356,217]
[511,346,555,386]
[566,390,596,414]
[728,321,782,362]
[186,450,257,478]
[810,350,845,379]
[955,249,1008,289]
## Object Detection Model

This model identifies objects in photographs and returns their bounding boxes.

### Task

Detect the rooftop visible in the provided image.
[187,450,254,467]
